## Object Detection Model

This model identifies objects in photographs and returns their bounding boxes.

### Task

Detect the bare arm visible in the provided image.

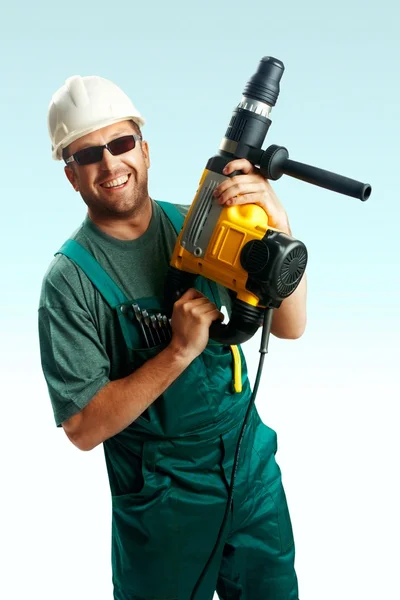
[63,287,224,451]
[63,342,192,451]
[213,158,308,340]
[270,272,307,339]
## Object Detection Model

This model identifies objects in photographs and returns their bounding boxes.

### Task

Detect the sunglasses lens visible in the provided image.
[108,135,136,156]
[72,136,138,166]
[75,147,103,166]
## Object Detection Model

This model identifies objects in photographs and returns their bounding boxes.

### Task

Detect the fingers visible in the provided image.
[178,287,205,302]
[176,289,215,310]
[187,298,219,314]
[222,159,256,175]
[214,179,265,205]
[193,303,225,322]
[204,306,225,322]
[175,289,223,319]
[215,173,261,195]
[214,164,291,232]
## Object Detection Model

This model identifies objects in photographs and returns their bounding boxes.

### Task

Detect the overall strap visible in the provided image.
[56,203,222,309]
[56,239,129,309]
[155,200,222,308]
[155,200,184,236]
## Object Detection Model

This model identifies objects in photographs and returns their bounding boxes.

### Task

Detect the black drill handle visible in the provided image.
[260,144,371,201]
[164,267,261,345]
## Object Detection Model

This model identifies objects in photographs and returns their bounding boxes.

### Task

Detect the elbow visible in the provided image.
[75,436,98,452]
[64,428,96,452]
[289,317,307,339]
[272,317,307,340]
[273,329,304,340]
[62,412,99,452]
[287,326,306,340]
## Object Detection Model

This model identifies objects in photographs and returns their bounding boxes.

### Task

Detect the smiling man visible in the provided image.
[39,75,306,600]
[63,121,152,238]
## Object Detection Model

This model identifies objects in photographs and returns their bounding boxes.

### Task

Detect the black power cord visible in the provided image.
[190,308,274,599]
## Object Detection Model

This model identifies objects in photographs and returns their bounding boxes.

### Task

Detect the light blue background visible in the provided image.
[1,1,399,599]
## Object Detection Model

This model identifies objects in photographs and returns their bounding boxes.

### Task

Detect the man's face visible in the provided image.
[64,120,150,218]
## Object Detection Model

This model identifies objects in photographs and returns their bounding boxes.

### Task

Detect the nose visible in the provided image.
[99,146,118,170]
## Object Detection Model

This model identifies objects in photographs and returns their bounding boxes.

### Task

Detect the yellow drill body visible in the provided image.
[169,168,277,308]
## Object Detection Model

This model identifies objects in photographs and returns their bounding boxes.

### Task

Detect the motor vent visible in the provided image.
[276,245,307,297]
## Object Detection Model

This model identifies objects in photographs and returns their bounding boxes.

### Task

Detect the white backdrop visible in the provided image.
[1,0,399,598]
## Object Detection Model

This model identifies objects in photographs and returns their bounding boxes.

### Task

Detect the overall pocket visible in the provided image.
[252,415,295,553]
[201,342,235,395]
[115,298,214,435]
[110,440,154,502]
[115,296,250,436]
[199,341,251,421]
[111,441,182,599]
[116,300,170,356]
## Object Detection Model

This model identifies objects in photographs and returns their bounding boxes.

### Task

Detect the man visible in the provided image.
[39,74,307,600]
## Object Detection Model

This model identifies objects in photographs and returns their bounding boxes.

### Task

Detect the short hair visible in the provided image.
[62,119,142,162]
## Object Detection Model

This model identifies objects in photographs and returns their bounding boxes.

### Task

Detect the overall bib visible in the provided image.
[57,201,299,600]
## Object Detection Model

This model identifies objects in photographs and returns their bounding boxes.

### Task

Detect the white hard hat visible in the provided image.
[48,75,146,160]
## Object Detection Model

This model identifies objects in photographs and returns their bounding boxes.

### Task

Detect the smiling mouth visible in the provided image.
[100,174,131,190]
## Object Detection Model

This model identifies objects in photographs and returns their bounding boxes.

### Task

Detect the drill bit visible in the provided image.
[162,315,172,340]
[142,309,157,347]
[150,314,162,345]
[156,313,168,342]
[132,304,151,348]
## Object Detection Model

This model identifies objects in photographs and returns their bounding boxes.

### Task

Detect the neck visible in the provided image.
[88,196,153,240]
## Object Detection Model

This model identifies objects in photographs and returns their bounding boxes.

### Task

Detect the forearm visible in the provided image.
[262,209,308,339]
[65,343,193,451]
[270,272,307,339]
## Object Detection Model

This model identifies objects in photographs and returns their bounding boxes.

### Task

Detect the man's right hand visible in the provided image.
[61,288,224,451]
[169,288,224,361]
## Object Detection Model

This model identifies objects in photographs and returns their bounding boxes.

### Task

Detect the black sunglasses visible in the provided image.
[65,134,142,166]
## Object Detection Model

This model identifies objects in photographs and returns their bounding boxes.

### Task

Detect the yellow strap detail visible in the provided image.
[229,345,242,393]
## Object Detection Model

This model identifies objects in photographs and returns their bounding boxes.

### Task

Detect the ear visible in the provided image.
[64,165,80,192]
[141,140,150,170]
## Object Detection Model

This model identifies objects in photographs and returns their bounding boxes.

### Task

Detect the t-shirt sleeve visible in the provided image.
[38,262,111,428]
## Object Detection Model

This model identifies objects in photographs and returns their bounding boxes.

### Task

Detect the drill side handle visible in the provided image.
[259,144,372,201]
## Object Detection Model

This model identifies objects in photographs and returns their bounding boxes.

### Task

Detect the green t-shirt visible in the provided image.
[38,199,233,427]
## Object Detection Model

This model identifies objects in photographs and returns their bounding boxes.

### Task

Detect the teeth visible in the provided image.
[102,175,129,188]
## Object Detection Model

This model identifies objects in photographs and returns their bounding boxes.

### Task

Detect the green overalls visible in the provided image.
[57,201,299,600]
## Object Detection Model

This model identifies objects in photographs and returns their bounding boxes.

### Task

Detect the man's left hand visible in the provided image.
[213,158,291,235]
